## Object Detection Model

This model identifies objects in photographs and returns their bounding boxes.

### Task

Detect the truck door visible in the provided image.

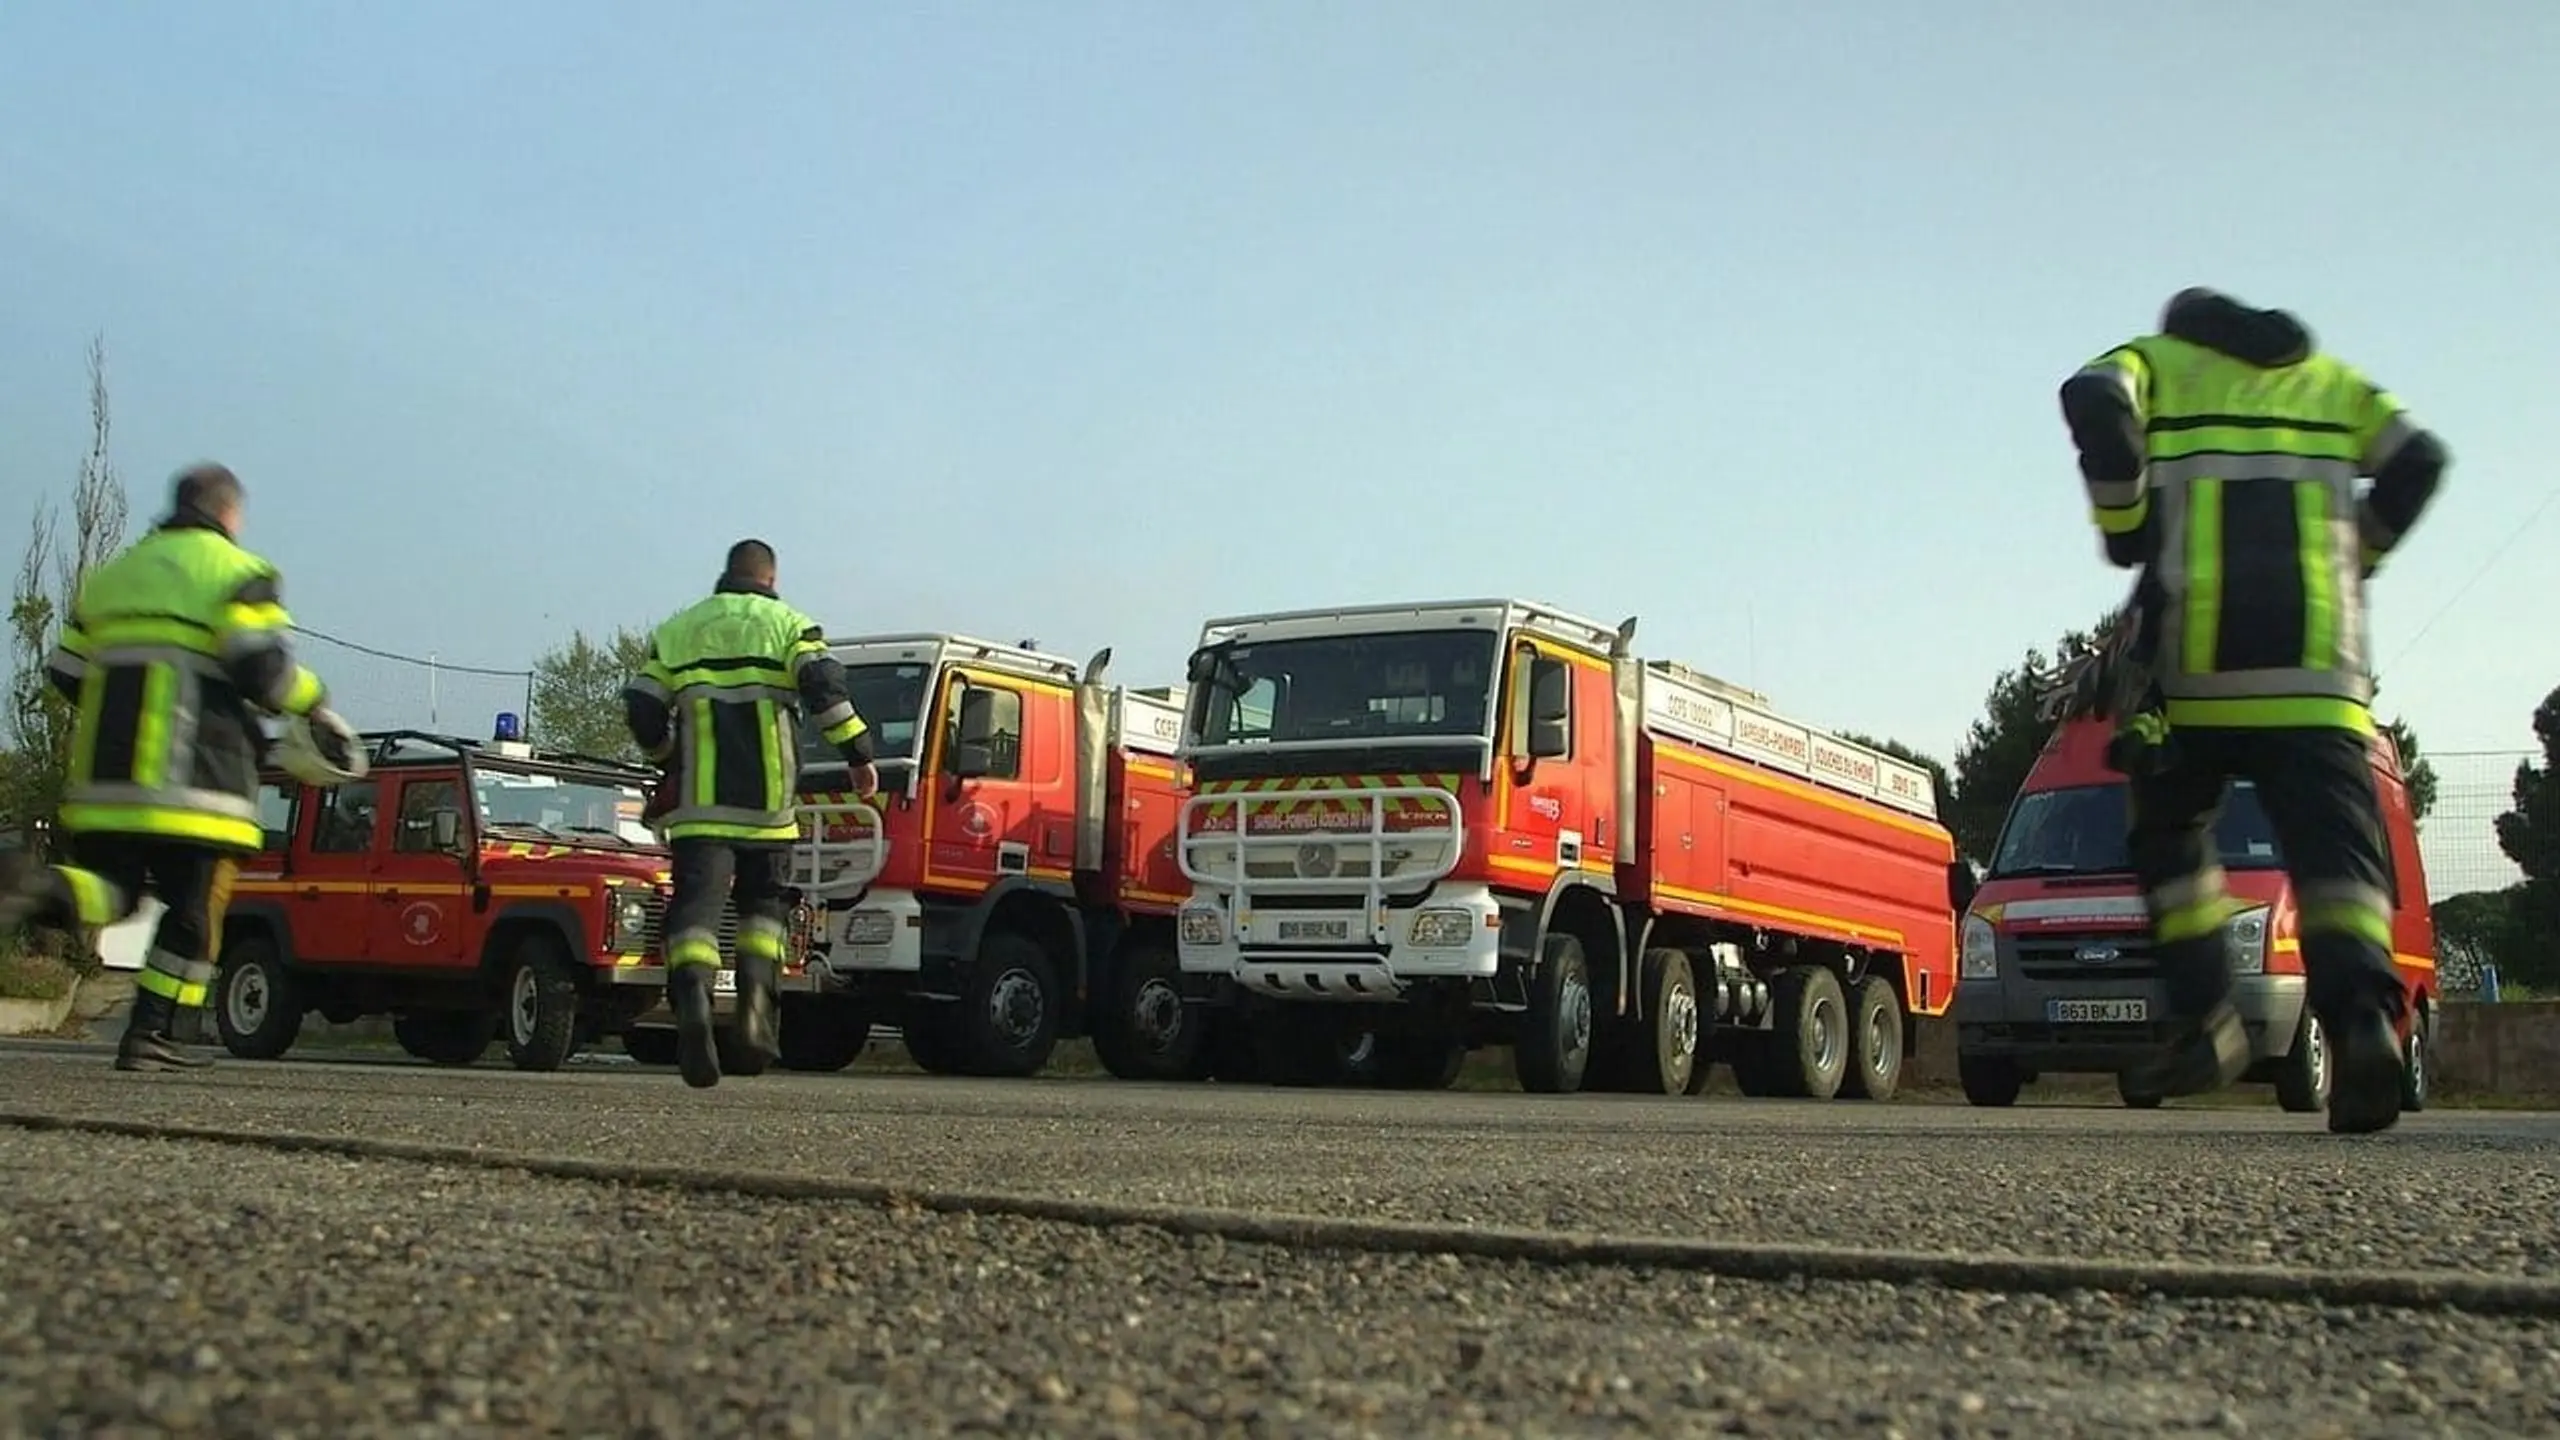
[294,779,382,963]
[1502,639,1603,878]
[371,774,473,968]
[924,669,1040,892]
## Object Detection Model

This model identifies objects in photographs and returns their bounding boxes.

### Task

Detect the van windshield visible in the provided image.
[1988,781,2284,879]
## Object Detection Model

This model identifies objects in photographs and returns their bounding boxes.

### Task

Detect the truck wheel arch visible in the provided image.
[220,903,296,966]
[1537,877,1625,1019]
[963,880,1088,1031]
[478,902,591,970]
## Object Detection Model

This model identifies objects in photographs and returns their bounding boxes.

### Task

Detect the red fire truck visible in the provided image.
[1171,598,1964,1096]
[762,633,1204,1079]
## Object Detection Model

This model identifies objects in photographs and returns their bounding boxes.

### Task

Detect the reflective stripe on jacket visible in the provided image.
[53,517,328,852]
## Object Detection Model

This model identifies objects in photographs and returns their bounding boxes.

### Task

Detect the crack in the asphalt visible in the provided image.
[8,1106,2559,1321]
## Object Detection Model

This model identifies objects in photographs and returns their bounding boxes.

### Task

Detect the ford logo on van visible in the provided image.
[2074,944,2121,965]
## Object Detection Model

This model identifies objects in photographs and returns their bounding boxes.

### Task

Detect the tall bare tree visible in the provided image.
[5,336,132,839]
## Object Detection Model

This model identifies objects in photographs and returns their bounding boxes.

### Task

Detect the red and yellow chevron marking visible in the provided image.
[1190,773,1466,836]
[798,792,889,844]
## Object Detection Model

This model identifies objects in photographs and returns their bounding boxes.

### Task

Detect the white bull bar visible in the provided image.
[788,800,889,900]
[1178,783,1465,941]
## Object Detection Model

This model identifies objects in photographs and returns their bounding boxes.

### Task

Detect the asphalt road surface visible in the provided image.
[3,1045,2558,1437]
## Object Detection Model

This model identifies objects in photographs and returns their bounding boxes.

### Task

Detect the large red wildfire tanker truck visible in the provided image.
[1171,598,1966,1097]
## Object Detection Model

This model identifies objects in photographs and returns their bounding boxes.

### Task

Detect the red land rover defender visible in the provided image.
[214,729,819,1073]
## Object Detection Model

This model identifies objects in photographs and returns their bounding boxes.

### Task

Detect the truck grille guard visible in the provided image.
[1177,783,1465,944]
[787,800,890,902]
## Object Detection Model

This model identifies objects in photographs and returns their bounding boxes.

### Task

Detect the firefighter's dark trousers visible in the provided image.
[33,834,228,1027]
[2126,725,2405,1027]
[663,838,791,977]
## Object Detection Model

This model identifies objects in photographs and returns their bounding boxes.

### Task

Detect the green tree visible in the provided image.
[1837,731,1952,822]
[3,337,130,842]
[1945,609,2120,864]
[2378,716,2438,826]
[2491,683,2560,988]
[529,626,654,763]
[2431,887,2529,994]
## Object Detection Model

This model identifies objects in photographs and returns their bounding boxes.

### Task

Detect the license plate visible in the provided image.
[711,969,737,995]
[1276,918,1352,943]
[2048,997,2146,1023]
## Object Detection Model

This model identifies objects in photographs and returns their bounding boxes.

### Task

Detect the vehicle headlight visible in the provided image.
[1179,904,1227,947]
[1408,908,1476,949]
[605,889,652,952]
[841,909,896,947]
[1960,913,1998,980]
[2226,906,2270,976]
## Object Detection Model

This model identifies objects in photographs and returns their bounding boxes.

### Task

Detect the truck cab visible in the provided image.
[774,633,1196,1079]
[214,728,818,1072]
[1954,717,2441,1112]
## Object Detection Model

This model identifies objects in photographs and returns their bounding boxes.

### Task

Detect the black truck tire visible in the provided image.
[500,932,582,1073]
[1770,964,1850,1100]
[623,1027,681,1067]
[1959,1051,2024,1108]
[958,930,1062,1077]
[393,1009,498,1067]
[213,935,303,1061]
[1514,932,1595,1094]
[1093,940,1204,1082]
[1839,973,1904,1102]
[776,997,870,1073]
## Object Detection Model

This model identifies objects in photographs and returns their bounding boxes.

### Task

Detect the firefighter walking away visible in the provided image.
[0,463,360,1071]
[623,539,878,1090]
[2056,287,2448,1133]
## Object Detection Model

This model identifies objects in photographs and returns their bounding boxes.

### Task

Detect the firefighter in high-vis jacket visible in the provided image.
[2058,287,2449,1134]
[622,539,878,1090]
[0,464,359,1071]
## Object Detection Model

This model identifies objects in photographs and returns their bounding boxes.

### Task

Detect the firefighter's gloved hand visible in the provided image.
[2104,709,2175,778]
[308,706,359,769]
[847,760,880,799]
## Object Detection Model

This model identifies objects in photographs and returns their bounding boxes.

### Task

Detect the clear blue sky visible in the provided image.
[4,1,2555,789]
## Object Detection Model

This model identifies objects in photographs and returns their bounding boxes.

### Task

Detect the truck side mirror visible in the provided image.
[431,809,462,853]
[1947,859,1980,915]
[950,684,995,780]
[1526,657,1571,759]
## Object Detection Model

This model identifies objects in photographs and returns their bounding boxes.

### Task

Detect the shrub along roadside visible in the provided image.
[0,936,76,1002]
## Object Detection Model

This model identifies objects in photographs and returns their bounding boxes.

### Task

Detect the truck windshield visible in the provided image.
[1989,781,2283,879]
[1189,630,1497,747]
[795,662,931,762]
[473,772,654,846]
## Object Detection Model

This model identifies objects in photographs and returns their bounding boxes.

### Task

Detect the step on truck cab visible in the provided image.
[1954,716,2441,1112]
[215,727,815,1072]
[1171,598,1963,1096]
[773,633,1200,1078]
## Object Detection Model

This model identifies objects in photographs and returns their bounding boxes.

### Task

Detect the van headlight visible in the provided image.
[1408,908,1476,949]
[2226,906,2270,975]
[1960,913,1998,980]
[1180,905,1227,946]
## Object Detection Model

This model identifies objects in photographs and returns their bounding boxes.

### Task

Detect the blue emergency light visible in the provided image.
[494,712,523,742]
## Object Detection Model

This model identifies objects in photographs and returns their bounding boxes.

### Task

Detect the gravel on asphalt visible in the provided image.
[1,1051,2554,1282]
[3,1130,2558,1439]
